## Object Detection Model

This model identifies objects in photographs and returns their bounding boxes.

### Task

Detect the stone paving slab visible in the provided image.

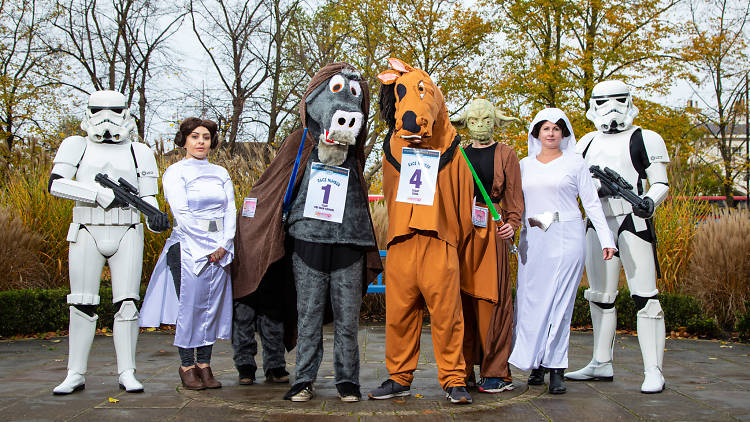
[1,324,749,421]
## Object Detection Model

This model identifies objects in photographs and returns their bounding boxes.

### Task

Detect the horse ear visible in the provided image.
[377,70,400,85]
[387,58,414,73]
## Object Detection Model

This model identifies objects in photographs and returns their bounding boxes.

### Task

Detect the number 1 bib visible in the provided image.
[395,147,440,206]
[303,162,350,223]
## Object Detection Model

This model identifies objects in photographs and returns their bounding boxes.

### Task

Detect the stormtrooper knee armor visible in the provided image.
[567,80,668,393]
[49,90,164,395]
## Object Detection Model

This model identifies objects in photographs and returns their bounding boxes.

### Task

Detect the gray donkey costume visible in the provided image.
[231,63,382,401]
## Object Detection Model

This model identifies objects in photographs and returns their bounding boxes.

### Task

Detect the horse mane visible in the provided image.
[379,83,397,130]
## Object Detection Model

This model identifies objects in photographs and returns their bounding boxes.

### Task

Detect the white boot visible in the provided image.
[53,307,97,395]
[114,301,144,393]
[637,299,665,394]
[565,303,616,381]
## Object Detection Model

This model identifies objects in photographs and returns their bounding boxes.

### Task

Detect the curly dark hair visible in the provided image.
[531,118,571,139]
[174,117,219,149]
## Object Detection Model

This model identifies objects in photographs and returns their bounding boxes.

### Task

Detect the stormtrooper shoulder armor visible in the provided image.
[641,130,670,164]
[53,136,87,176]
[130,142,159,197]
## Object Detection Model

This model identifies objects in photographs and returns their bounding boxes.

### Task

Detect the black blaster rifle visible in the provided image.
[588,165,661,278]
[95,173,171,229]
[589,165,643,207]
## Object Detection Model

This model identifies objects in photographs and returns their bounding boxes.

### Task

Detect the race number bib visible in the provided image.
[472,202,488,228]
[241,197,257,218]
[303,162,349,223]
[395,147,440,205]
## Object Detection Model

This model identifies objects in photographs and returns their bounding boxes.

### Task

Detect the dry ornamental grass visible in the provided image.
[685,208,750,329]
[0,208,50,290]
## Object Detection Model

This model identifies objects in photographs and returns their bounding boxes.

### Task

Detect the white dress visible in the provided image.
[140,158,236,348]
[508,151,615,371]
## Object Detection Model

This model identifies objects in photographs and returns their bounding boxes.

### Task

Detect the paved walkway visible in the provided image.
[1,325,749,421]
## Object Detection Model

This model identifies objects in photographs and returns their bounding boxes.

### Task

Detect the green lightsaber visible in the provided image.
[459,146,518,254]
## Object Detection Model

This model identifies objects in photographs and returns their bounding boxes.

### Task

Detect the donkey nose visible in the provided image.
[329,110,363,136]
[402,111,420,134]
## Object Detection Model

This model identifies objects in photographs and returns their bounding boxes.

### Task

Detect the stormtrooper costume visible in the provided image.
[566,81,669,393]
[48,90,168,395]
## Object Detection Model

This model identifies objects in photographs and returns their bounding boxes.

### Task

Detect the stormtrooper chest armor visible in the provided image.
[73,141,141,226]
[584,127,645,217]
[585,128,642,190]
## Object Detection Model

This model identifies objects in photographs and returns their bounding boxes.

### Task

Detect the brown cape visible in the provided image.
[231,63,383,350]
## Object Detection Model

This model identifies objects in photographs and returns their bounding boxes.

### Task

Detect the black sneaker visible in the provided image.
[368,379,411,399]
[445,386,472,404]
[336,382,362,402]
[237,364,256,386]
[284,382,314,402]
[265,367,289,383]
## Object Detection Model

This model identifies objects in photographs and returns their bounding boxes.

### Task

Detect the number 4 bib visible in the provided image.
[303,162,349,223]
[395,147,440,206]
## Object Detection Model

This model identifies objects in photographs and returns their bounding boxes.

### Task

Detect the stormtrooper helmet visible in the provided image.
[81,90,136,143]
[586,80,639,133]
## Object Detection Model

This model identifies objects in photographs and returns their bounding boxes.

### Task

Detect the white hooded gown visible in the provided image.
[508,108,615,371]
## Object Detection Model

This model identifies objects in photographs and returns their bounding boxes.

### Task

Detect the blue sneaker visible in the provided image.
[478,377,515,393]
[368,379,410,399]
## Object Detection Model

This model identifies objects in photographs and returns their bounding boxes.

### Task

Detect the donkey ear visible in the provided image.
[387,58,414,73]
[377,70,400,85]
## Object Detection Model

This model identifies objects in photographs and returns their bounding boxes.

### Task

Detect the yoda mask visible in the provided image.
[451,99,516,145]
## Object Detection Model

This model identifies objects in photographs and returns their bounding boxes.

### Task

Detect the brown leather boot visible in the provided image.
[196,366,222,389]
[179,367,205,390]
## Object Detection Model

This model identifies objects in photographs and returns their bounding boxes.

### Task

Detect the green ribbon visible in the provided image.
[459,146,501,222]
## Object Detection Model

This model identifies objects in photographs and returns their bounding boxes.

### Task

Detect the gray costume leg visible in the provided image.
[292,253,328,384]
[232,299,259,371]
[330,257,363,386]
[258,314,286,371]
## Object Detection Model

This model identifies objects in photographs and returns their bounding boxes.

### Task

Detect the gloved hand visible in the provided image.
[597,183,616,198]
[147,213,171,232]
[633,197,655,219]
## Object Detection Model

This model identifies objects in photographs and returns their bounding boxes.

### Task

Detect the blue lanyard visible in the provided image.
[282,128,307,222]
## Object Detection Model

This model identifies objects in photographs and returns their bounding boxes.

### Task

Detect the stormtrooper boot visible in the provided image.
[637,299,665,394]
[53,307,97,395]
[566,303,616,382]
[114,301,143,393]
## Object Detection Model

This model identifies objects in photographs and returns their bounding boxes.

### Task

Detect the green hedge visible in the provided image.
[0,285,731,338]
[571,286,720,336]
[0,286,145,337]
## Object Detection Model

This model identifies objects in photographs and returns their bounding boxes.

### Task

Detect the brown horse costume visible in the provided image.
[377,58,474,390]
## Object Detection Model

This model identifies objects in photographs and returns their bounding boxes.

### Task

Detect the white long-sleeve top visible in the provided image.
[162,158,236,274]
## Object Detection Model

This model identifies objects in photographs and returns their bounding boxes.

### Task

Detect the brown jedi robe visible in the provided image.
[231,62,383,349]
[459,142,523,379]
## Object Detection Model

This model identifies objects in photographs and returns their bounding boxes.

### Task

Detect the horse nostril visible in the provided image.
[338,118,346,125]
[402,111,420,134]
[349,118,355,128]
